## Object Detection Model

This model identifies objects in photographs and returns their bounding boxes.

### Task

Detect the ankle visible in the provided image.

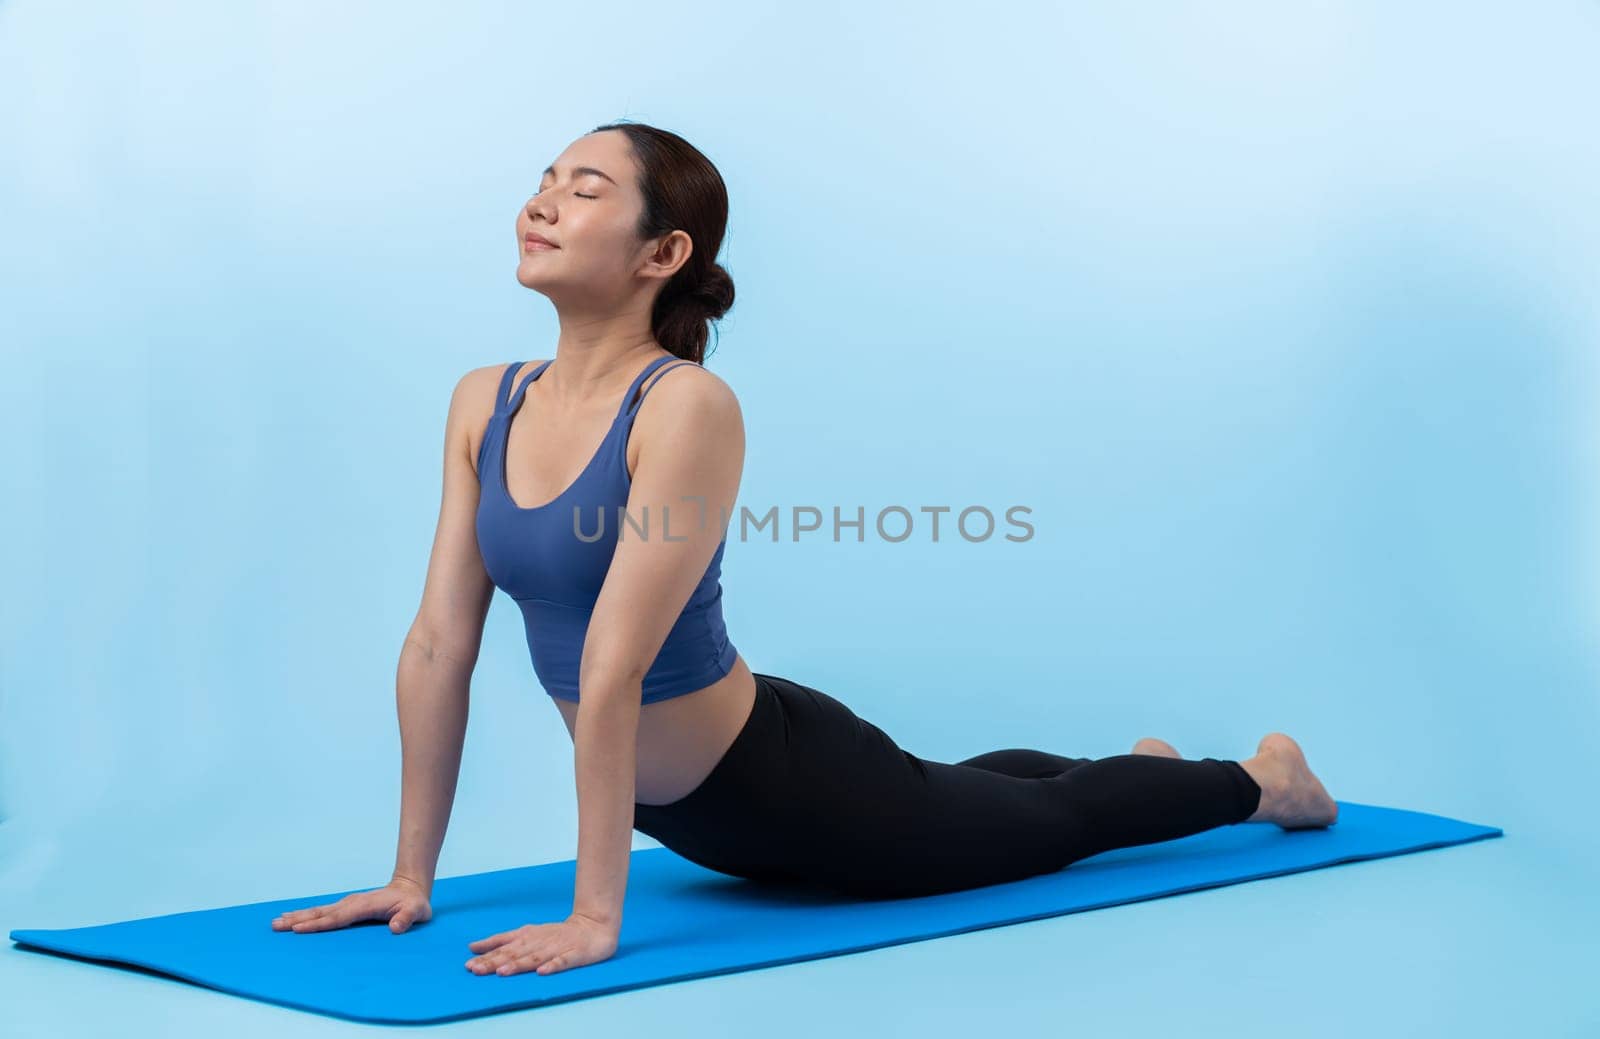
[1239,755,1273,821]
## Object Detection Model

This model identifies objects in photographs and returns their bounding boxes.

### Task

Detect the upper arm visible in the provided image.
[409,366,500,664]
[579,367,745,690]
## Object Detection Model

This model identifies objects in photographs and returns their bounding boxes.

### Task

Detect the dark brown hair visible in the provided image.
[589,120,734,365]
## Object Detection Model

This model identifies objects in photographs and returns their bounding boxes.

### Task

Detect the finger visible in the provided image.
[467,933,513,953]
[486,940,546,972]
[500,950,550,975]
[389,910,413,933]
[275,893,376,930]
[484,946,525,970]
[272,906,322,926]
[279,908,323,930]
[292,910,335,932]
[295,905,355,932]
[467,949,519,974]
[534,951,568,975]
[520,941,566,973]
[465,947,514,971]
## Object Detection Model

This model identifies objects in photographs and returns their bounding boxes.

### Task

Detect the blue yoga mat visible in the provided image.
[9,801,1500,1024]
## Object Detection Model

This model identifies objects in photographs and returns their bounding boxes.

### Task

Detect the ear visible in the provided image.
[640,229,694,283]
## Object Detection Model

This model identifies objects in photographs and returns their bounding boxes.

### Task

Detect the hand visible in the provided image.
[270,876,433,935]
[465,912,619,977]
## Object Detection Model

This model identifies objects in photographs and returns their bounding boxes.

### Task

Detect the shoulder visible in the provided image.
[449,362,547,478]
[448,360,551,423]
[630,362,745,488]
[639,360,742,425]
[630,361,744,472]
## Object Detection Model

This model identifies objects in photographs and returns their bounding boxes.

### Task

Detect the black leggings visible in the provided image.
[631,671,1263,901]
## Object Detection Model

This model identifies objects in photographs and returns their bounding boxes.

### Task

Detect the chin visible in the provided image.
[515,268,551,291]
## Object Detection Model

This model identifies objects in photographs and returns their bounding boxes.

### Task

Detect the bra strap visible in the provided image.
[618,356,677,419]
[493,362,524,414]
[507,359,554,412]
[619,357,698,419]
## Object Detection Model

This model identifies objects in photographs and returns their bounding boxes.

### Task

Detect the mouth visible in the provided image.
[524,233,558,252]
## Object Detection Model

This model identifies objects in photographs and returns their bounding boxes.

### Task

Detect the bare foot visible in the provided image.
[1240,733,1338,828]
[1132,737,1182,758]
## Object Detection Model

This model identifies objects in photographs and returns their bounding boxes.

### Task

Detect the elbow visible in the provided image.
[579,629,654,685]
[404,626,480,671]
[577,652,648,702]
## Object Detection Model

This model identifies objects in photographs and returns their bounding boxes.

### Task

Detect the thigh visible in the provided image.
[758,675,1074,899]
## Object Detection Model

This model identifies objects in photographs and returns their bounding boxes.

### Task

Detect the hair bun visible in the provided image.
[694,263,735,321]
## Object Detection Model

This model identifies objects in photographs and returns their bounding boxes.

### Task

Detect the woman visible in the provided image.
[270,121,1339,977]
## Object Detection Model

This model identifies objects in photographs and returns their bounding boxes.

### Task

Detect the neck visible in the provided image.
[539,321,666,406]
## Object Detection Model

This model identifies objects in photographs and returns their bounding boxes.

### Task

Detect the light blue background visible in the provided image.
[3,1,1596,1034]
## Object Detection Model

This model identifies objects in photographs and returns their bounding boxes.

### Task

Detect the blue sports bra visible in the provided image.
[474,355,738,704]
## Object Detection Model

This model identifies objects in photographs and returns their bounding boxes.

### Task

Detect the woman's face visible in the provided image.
[515,130,681,307]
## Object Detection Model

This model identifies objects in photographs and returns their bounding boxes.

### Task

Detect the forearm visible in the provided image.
[570,677,642,928]
[391,633,473,896]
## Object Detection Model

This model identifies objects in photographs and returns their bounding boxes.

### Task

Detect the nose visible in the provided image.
[523,195,552,237]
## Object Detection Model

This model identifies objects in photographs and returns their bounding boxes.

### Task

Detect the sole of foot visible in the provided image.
[1243,732,1339,828]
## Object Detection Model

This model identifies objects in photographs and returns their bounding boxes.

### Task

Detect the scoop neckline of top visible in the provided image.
[496,361,629,514]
